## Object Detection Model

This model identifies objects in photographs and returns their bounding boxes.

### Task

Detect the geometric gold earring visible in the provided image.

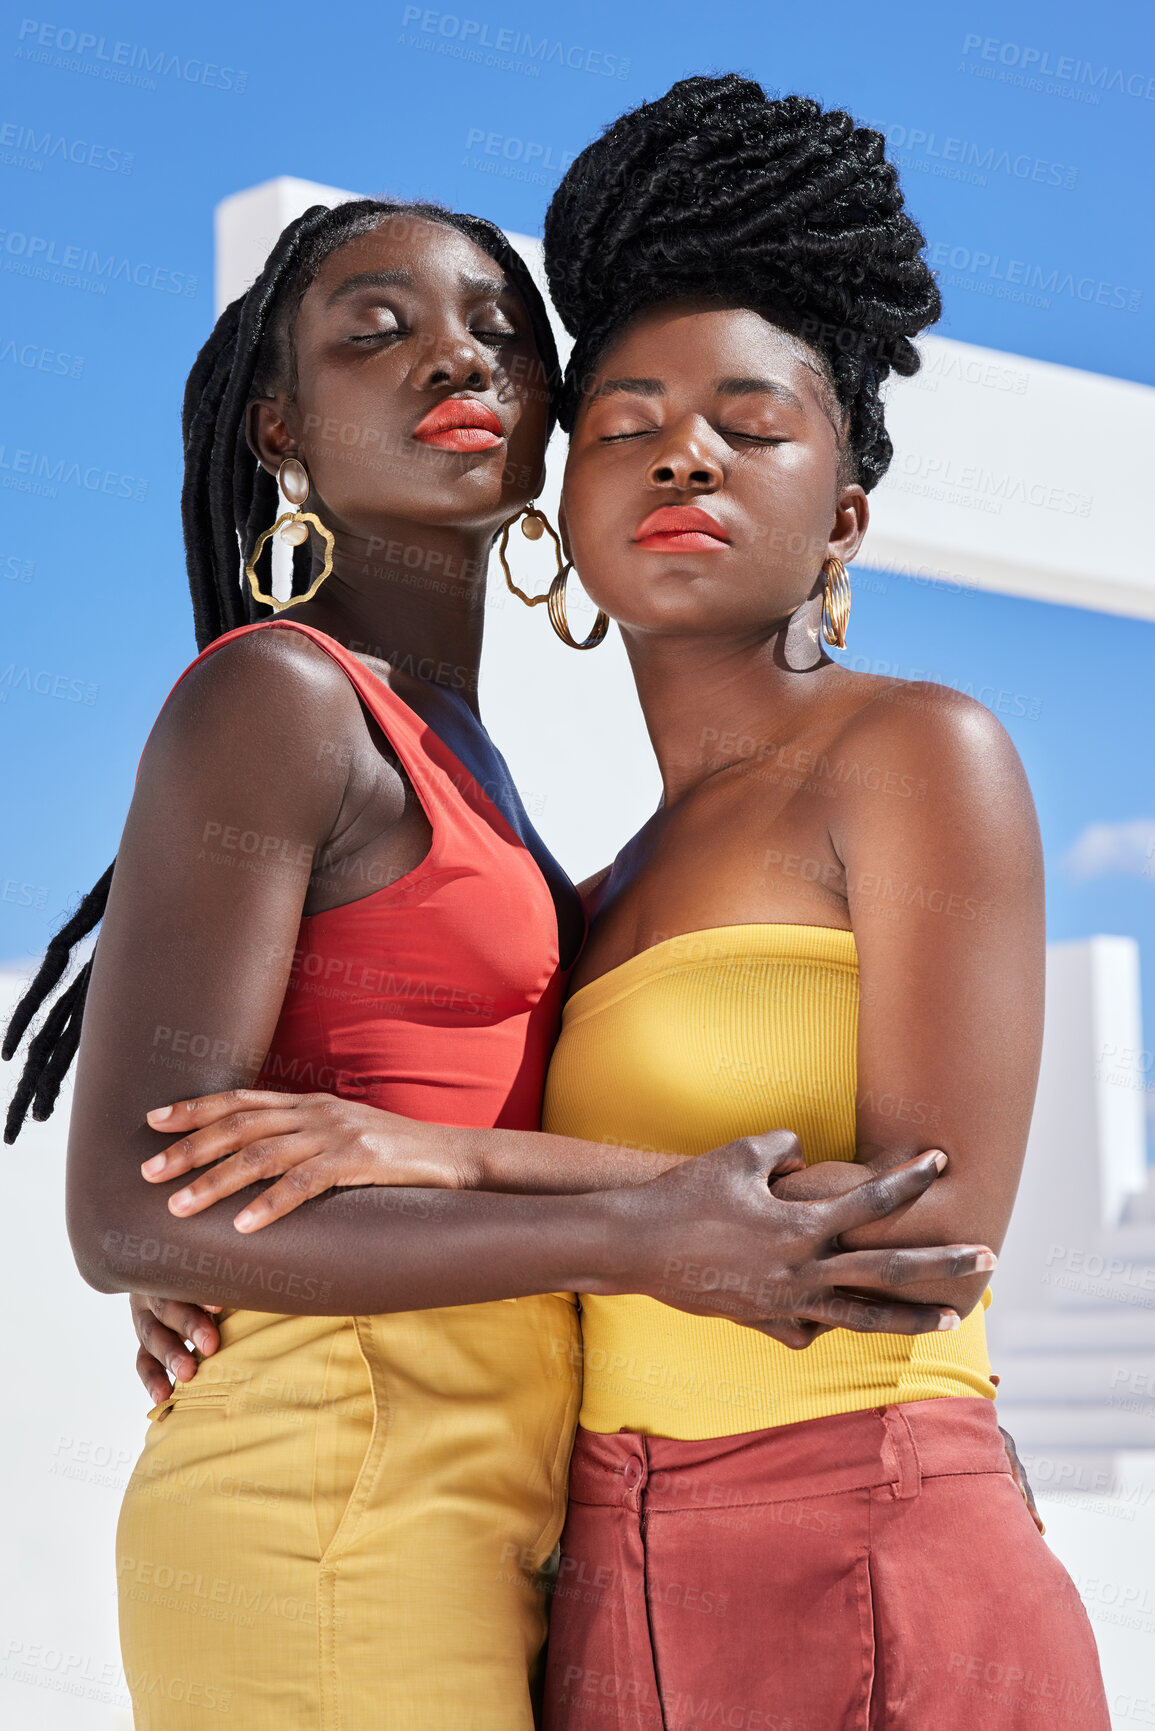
[497,503,566,607]
[243,456,335,612]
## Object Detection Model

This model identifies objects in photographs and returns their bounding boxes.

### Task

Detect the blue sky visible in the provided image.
[2,0,1153,1108]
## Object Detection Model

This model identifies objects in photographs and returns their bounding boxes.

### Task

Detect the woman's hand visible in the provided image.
[611,1131,997,1345]
[142,1091,478,1232]
[129,1293,223,1403]
[138,1094,997,1343]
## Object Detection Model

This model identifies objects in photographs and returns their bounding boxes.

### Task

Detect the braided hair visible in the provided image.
[543,74,941,490]
[3,199,560,1141]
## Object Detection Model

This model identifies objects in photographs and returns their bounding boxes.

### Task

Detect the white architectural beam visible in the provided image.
[868,338,1155,621]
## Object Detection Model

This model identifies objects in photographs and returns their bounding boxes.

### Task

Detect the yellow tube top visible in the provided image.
[542,923,994,1439]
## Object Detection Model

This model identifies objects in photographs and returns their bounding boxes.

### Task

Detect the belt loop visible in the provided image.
[881,1405,922,1500]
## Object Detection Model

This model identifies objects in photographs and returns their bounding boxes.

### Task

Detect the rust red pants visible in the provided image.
[543,1399,1108,1731]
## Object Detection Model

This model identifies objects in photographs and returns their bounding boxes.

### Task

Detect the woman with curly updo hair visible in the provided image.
[533,74,1109,1729]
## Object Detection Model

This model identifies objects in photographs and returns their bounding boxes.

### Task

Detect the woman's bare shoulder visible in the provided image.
[835,672,1024,785]
[135,627,368,821]
[155,626,362,733]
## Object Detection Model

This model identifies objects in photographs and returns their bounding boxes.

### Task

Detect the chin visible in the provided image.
[608,601,731,636]
[596,573,736,629]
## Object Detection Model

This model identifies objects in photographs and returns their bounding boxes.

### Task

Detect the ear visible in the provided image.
[557,496,572,563]
[826,483,869,566]
[245,396,300,477]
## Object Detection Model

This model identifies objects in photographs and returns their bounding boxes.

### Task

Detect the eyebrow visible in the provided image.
[326,268,511,307]
[716,376,806,411]
[326,268,413,305]
[458,272,508,299]
[590,375,806,411]
[592,377,664,400]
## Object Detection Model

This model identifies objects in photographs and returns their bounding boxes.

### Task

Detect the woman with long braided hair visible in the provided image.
[2,197,560,1136]
[125,80,1108,1726]
[4,188,987,1726]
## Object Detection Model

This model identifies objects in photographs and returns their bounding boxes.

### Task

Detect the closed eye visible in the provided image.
[347,329,405,346]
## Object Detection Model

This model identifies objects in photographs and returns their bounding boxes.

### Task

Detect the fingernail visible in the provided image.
[931,1151,948,1172]
[147,1106,173,1124]
[169,1357,189,1379]
[234,1210,255,1232]
[170,1190,192,1213]
[975,1251,997,1272]
[194,1329,215,1354]
[141,1155,166,1177]
[937,1312,960,1330]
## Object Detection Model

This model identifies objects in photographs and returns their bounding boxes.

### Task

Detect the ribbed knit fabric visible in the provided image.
[542,923,994,1438]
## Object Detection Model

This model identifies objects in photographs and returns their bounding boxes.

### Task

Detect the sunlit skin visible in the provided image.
[124,297,1047,1524]
[248,213,551,716]
[558,302,1044,1320]
[144,300,1041,1309]
[64,222,1004,1421]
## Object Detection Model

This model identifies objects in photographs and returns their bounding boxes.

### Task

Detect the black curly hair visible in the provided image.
[543,74,941,492]
[3,198,560,1141]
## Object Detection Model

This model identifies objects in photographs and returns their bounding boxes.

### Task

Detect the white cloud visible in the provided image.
[1061,819,1155,883]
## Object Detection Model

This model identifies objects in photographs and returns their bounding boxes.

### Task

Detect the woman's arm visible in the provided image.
[139,1090,688,1201]
[775,681,1045,1316]
[67,630,623,1310]
[70,632,982,1329]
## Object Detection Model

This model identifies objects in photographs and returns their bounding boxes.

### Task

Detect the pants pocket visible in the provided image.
[311,1324,378,1562]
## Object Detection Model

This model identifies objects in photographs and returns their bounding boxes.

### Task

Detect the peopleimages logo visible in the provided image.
[961,34,1155,101]
[0,229,197,296]
[0,118,134,173]
[928,241,1141,314]
[0,443,148,502]
[0,336,84,377]
[398,8,631,78]
[14,19,248,93]
[882,124,1077,190]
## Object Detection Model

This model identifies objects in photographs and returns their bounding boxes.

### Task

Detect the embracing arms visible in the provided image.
[66,631,675,1312]
[72,632,984,1325]
[134,681,1036,1327]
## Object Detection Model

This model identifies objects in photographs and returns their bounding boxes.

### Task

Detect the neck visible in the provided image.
[280,518,495,715]
[621,595,837,807]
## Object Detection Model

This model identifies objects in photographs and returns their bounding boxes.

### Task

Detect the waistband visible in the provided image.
[567,1397,1008,1512]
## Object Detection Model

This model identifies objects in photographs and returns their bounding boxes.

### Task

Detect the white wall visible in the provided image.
[988,939,1155,1475]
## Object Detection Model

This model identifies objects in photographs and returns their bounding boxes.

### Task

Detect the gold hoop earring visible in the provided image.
[497,504,565,607]
[244,457,335,612]
[548,563,609,651]
[821,557,851,649]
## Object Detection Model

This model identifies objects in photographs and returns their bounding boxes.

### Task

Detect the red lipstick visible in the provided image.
[633,505,731,551]
[412,397,504,451]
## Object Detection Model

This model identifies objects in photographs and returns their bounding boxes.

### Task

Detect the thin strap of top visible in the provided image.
[160,619,525,859]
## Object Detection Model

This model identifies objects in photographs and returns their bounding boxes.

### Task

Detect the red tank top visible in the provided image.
[166,620,571,1132]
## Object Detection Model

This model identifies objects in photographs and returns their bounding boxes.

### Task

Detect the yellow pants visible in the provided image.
[116,1296,581,1728]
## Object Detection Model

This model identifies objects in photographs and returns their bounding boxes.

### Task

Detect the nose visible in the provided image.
[645,418,724,492]
[418,324,492,394]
